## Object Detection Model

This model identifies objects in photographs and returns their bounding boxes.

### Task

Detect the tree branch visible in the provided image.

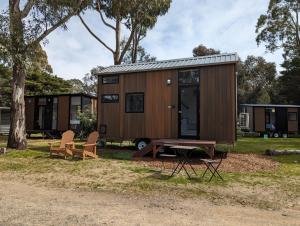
[21,0,34,18]
[96,0,116,31]
[119,23,138,63]
[78,14,114,54]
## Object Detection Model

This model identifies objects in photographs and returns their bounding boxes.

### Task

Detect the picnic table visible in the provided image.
[151,139,216,159]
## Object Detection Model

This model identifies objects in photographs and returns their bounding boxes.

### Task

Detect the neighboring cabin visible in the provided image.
[25,93,97,136]
[0,107,10,135]
[96,53,238,149]
[239,104,300,137]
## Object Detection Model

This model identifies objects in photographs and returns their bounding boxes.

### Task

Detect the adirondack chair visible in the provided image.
[49,130,75,158]
[71,131,99,160]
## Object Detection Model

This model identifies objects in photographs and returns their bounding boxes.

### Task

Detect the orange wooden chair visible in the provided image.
[71,131,99,160]
[49,130,75,158]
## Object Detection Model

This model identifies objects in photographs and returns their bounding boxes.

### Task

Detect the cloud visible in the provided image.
[1,0,284,80]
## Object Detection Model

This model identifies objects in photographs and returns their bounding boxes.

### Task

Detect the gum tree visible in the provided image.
[0,0,86,149]
[79,0,171,65]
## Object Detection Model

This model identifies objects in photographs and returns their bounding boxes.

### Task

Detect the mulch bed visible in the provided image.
[99,148,279,173]
[133,153,279,173]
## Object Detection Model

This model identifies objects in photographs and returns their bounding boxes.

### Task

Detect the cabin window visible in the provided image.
[102,75,119,84]
[101,94,119,103]
[288,112,297,121]
[0,110,10,125]
[125,93,144,113]
[70,96,81,130]
[82,96,92,110]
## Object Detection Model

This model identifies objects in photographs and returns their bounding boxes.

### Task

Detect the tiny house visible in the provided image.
[0,107,10,135]
[239,104,300,137]
[96,53,238,149]
[25,93,97,136]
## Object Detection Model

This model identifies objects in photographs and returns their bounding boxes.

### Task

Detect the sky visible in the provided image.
[1,0,283,80]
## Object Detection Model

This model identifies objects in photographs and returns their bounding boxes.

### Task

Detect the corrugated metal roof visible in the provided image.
[96,53,239,75]
[241,104,300,108]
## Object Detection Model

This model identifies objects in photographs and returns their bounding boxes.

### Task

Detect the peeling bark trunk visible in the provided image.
[7,61,27,149]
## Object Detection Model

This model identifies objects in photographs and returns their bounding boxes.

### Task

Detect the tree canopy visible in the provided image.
[237,55,277,105]
[256,0,300,59]
[192,44,220,57]
[79,0,171,64]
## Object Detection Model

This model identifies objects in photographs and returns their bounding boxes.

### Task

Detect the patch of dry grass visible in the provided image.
[0,138,299,210]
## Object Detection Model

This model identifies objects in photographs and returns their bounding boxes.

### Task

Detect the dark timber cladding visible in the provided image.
[241,104,300,134]
[25,93,97,132]
[97,53,238,144]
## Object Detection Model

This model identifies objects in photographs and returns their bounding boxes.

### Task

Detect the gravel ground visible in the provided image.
[0,180,299,226]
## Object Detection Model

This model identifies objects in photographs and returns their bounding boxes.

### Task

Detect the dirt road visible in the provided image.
[0,180,299,226]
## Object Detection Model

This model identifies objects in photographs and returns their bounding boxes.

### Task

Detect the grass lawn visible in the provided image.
[0,136,299,210]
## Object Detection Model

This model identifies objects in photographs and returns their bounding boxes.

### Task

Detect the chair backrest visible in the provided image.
[85,131,99,151]
[59,130,75,149]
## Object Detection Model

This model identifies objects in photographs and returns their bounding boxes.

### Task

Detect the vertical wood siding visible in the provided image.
[97,64,236,143]
[199,65,236,143]
[254,107,265,132]
[57,96,69,131]
[288,108,298,132]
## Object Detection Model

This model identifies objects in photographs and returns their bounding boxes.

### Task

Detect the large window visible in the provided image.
[70,96,81,130]
[82,96,92,110]
[102,75,119,84]
[288,112,297,121]
[101,94,119,103]
[125,93,144,113]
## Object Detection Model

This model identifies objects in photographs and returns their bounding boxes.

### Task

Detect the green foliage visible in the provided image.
[192,44,220,57]
[68,72,98,95]
[0,63,72,106]
[77,108,97,139]
[237,55,277,105]
[0,64,11,107]
[256,0,300,59]
[277,56,300,104]
[121,39,156,64]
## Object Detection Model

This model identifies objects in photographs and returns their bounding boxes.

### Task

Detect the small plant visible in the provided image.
[77,108,97,140]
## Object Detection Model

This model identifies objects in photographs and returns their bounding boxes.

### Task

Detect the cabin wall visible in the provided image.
[98,64,236,143]
[25,97,35,130]
[288,108,298,132]
[57,96,70,131]
[254,107,265,132]
[199,64,236,143]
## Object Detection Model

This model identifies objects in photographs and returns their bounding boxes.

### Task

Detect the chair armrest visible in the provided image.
[48,141,60,148]
[83,143,97,147]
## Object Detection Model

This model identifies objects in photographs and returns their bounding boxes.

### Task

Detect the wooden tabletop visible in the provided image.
[169,145,198,150]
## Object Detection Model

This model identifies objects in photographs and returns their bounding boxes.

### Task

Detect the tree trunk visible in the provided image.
[7,0,27,149]
[7,61,27,149]
[114,17,121,65]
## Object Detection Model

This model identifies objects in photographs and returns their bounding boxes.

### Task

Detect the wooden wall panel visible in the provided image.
[123,73,146,139]
[25,97,35,130]
[254,107,265,132]
[57,96,69,131]
[145,70,173,139]
[98,76,121,139]
[199,64,236,143]
[288,108,298,132]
